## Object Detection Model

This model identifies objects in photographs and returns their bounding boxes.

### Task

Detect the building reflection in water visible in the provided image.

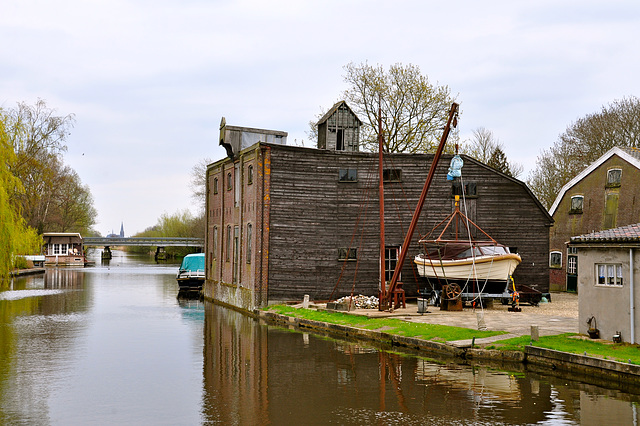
[201,303,640,424]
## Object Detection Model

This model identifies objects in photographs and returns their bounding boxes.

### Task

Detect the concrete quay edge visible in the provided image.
[9,268,45,277]
[255,308,640,382]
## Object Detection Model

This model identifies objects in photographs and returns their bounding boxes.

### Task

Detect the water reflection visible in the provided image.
[0,269,90,425]
[1,252,640,425]
[202,302,640,425]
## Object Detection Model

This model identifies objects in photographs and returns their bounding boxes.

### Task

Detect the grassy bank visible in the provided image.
[265,305,640,365]
[264,305,505,342]
[487,333,640,365]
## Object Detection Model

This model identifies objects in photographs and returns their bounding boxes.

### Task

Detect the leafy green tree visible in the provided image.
[2,100,96,234]
[130,210,202,257]
[528,96,640,209]
[341,62,457,153]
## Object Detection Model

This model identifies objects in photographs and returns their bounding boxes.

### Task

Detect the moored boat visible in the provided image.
[176,253,205,292]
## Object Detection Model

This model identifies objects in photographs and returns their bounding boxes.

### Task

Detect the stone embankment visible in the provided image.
[255,292,640,387]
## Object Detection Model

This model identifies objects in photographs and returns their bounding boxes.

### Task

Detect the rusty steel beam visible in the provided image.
[383,102,459,309]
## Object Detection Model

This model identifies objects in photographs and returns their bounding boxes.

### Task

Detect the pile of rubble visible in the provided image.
[335,294,379,309]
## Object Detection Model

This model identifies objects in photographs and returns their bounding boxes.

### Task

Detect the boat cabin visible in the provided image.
[43,233,85,266]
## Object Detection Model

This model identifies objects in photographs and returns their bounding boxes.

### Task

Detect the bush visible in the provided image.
[13,256,30,270]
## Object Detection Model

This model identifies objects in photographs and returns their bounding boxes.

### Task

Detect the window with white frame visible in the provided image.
[567,256,577,275]
[549,251,562,268]
[596,263,623,286]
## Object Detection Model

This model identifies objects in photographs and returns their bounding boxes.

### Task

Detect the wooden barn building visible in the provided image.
[203,111,553,312]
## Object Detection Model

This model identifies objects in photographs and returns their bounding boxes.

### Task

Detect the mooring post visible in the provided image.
[531,325,539,341]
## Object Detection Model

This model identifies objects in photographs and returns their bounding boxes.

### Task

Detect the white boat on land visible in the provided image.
[413,195,521,295]
[414,243,521,282]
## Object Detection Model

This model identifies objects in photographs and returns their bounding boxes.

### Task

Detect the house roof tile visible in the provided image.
[571,223,640,243]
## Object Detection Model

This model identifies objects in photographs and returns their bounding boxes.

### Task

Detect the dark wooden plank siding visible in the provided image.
[265,147,552,301]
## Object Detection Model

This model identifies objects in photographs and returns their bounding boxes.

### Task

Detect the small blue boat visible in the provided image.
[176,253,205,292]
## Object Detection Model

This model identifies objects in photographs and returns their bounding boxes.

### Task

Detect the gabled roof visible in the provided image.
[549,147,640,216]
[317,101,362,126]
[571,223,640,244]
[461,155,554,223]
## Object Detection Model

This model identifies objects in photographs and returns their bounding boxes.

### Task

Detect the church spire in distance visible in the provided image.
[120,222,125,238]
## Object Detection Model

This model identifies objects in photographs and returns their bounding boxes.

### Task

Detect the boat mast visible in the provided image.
[383,102,459,309]
[378,98,387,310]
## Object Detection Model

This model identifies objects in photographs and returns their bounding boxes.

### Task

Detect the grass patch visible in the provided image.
[264,305,505,342]
[487,333,640,364]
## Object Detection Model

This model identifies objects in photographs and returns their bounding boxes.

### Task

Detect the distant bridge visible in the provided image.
[84,237,204,260]
[84,237,204,248]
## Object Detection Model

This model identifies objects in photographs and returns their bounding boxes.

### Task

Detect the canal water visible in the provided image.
[1,250,639,425]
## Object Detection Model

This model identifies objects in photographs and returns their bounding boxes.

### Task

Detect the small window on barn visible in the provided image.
[338,168,357,182]
[596,263,623,286]
[338,247,357,261]
[606,168,622,187]
[226,172,232,191]
[569,195,584,214]
[383,169,402,182]
[549,251,562,269]
[247,165,254,185]
[213,178,219,194]
[451,182,477,197]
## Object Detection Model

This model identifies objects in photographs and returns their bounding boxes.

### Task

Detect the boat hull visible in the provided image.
[414,253,521,282]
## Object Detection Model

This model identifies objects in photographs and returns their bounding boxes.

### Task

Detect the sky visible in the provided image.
[2,0,639,236]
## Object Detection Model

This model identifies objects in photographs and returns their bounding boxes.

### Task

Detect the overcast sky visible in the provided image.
[2,1,639,235]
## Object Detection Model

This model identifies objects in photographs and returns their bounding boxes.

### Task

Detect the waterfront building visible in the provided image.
[548,147,640,291]
[570,223,640,343]
[42,232,85,266]
[205,111,552,311]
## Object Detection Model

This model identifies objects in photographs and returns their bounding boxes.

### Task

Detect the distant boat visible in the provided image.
[176,253,205,292]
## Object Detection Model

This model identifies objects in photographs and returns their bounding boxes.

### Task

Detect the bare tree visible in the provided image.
[461,127,523,178]
[341,62,457,153]
[528,96,640,209]
[190,158,212,211]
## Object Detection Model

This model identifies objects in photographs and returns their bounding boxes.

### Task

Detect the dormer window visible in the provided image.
[606,168,622,187]
[569,195,584,214]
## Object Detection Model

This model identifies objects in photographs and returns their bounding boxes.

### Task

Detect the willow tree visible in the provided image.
[0,117,41,280]
[528,96,640,209]
[342,62,457,153]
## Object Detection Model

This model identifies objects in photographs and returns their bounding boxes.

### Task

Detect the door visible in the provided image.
[567,254,578,292]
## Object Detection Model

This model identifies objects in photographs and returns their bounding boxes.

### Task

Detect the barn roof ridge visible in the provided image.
[549,147,640,216]
[317,101,363,126]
